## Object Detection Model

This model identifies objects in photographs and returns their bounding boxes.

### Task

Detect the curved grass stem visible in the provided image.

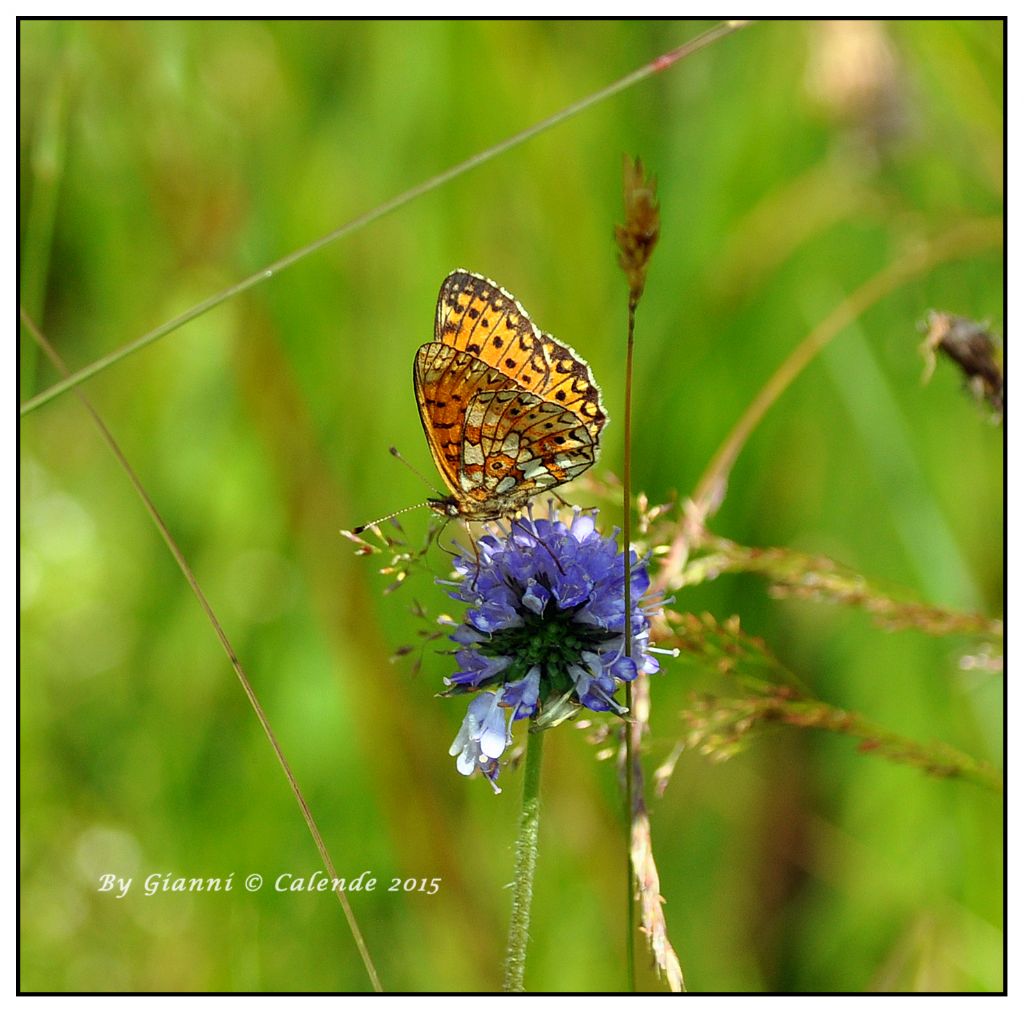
[20,305,384,994]
[19,20,750,417]
[657,216,1004,593]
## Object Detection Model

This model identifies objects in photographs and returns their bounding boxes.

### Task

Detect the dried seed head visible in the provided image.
[614,155,661,304]
[920,311,1003,419]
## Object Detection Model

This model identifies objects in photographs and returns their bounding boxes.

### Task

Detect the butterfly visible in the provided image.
[415,270,606,522]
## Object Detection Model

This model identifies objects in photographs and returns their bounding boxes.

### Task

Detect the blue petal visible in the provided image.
[521,579,550,616]
[607,653,639,683]
[501,665,541,720]
[551,564,594,609]
[467,600,522,633]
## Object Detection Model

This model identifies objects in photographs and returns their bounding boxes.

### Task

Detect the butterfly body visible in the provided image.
[415,270,606,522]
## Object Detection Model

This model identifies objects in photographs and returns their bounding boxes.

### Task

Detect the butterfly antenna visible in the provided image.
[349,446,447,535]
[350,501,432,536]
[389,445,445,496]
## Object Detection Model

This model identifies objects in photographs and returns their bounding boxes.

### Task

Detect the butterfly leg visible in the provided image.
[453,522,485,593]
[551,490,574,510]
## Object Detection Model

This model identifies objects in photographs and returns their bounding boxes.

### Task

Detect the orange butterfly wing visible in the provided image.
[434,270,606,443]
[414,342,518,507]
[415,271,606,521]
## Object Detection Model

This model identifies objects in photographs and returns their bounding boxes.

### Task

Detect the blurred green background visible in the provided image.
[19,19,1003,993]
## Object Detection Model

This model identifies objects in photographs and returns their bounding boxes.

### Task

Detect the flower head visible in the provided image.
[442,504,661,789]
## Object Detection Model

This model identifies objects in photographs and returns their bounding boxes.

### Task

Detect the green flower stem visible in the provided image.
[503,727,545,992]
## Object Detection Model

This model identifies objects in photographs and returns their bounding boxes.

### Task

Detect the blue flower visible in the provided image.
[448,692,507,792]
[442,504,663,789]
